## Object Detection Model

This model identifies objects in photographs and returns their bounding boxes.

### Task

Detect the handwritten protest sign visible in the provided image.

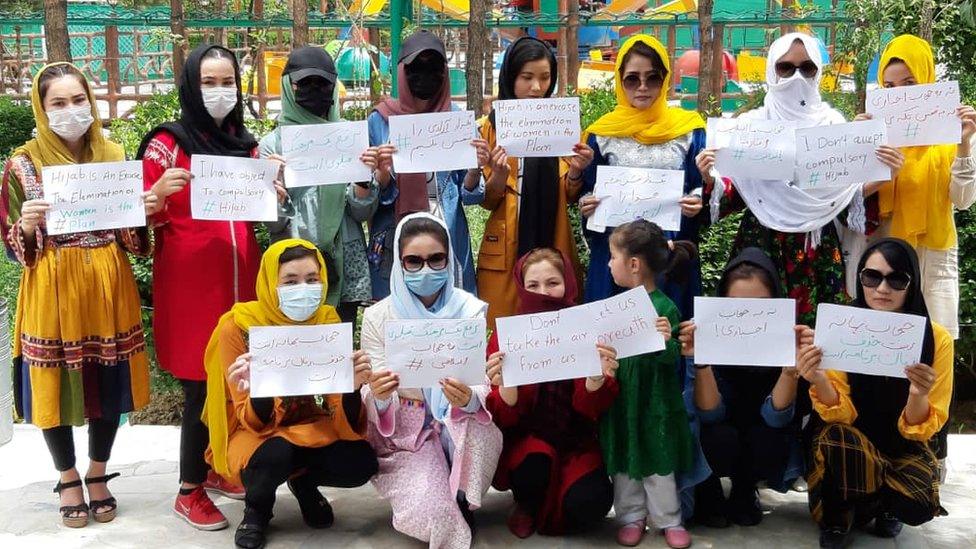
[248,324,354,397]
[385,319,487,388]
[693,297,797,367]
[866,81,961,147]
[42,160,145,236]
[280,121,371,187]
[706,117,797,181]
[496,306,602,387]
[813,303,925,378]
[795,120,890,189]
[493,97,580,157]
[190,155,278,222]
[389,110,478,173]
[587,166,684,232]
[588,287,665,358]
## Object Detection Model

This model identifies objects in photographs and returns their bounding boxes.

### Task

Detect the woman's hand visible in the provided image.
[695,148,717,180]
[151,167,192,198]
[266,153,288,204]
[369,369,399,401]
[795,325,815,347]
[366,145,396,186]
[228,352,252,393]
[486,351,505,386]
[596,343,619,378]
[656,316,673,342]
[488,146,510,180]
[566,142,594,175]
[875,145,905,178]
[19,199,51,235]
[579,194,600,218]
[680,195,703,218]
[440,377,473,408]
[795,345,827,385]
[472,138,491,168]
[905,363,937,397]
[142,191,160,216]
[352,350,372,391]
[853,113,873,122]
[678,320,696,357]
[958,105,976,153]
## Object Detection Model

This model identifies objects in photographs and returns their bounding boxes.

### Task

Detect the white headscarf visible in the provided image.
[710,32,864,243]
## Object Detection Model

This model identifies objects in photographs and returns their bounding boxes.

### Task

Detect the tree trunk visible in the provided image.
[567,0,580,92]
[697,0,715,116]
[43,0,71,63]
[466,0,488,115]
[917,0,935,42]
[214,0,227,46]
[293,0,309,48]
[171,0,186,79]
[484,33,494,109]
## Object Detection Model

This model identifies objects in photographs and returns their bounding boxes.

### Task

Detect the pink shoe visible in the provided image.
[663,526,692,549]
[506,505,536,539]
[617,519,646,546]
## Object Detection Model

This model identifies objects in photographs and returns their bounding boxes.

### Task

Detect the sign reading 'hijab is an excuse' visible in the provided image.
[706,117,798,181]
[42,160,145,236]
[389,110,478,173]
[190,154,278,222]
[866,81,962,147]
[280,121,372,187]
[493,97,580,157]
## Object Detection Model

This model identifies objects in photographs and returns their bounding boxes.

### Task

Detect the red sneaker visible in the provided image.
[174,486,229,531]
[204,470,245,500]
[506,505,536,539]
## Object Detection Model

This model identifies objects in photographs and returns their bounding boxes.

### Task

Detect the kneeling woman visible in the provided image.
[361,213,503,548]
[203,239,378,549]
[797,238,952,548]
[486,248,619,538]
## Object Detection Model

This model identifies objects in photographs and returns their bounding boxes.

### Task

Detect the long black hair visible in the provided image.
[610,219,696,284]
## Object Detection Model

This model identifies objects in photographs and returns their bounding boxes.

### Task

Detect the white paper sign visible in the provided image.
[190,155,278,221]
[588,287,665,358]
[706,117,797,181]
[384,318,487,388]
[813,303,925,378]
[42,160,145,236]
[496,306,602,387]
[587,165,684,232]
[493,97,581,157]
[693,297,797,367]
[795,120,891,189]
[248,324,355,397]
[389,110,478,173]
[280,121,371,187]
[866,81,961,147]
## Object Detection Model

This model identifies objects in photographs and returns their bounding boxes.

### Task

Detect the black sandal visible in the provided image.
[53,479,89,528]
[85,472,121,523]
[235,508,270,549]
[287,478,334,529]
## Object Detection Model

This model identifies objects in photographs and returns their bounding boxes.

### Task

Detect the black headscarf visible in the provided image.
[490,36,561,256]
[137,44,257,159]
[848,238,937,456]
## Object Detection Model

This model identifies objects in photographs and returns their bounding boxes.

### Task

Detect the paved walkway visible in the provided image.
[1,425,974,548]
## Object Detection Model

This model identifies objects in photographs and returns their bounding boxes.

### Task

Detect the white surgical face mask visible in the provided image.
[277,283,323,322]
[47,104,94,141]
[201,86,238,122]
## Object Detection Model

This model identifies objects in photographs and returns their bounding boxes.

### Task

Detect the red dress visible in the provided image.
[485,333,619,535]
[141,131,260,380]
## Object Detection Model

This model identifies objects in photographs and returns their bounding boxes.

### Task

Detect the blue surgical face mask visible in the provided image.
[403,266,449,298]
[277,283,323,321]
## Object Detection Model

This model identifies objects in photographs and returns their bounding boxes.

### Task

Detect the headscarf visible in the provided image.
[14,62,124,173]
[203,238,341,476]
[584,34,705,145]
[514,247,578,314]
[876,35,958,250]
[136,44,257,159]
[390,212,487,320]
[710,32,858,246]
[373,49,453,221]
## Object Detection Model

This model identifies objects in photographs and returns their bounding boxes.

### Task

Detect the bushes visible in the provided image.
[0,97,35,160]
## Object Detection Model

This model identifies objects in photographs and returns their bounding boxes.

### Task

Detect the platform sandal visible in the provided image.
[54,479,89,528]
[85,472,121,523]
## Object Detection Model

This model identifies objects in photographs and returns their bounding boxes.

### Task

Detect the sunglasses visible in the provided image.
[621,72,665,91]
[859,268,912,291]
[775,60,819,79]
[401,253,449,273]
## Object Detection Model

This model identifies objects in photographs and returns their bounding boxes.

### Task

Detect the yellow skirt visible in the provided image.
[13,243,150,429]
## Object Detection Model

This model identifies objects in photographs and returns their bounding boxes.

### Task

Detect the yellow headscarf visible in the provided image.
[877,35,958,250]
[203,238,341,476]
[584,34,705,145]
[12,62,124,173]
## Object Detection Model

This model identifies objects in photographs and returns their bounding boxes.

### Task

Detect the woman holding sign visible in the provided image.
[360,213,502,548]
[0,63,154,527]
[476,37,594,326]
[485,248,618,538]
[138,44,284,530]
[577,34,707,318]
[259,47,378,323]
[202,239,377,549]
[797,238,952,548]
[365,30,489,300]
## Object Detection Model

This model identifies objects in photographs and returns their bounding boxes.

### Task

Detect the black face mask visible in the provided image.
[294,80,335,117]
[406,62,444,100]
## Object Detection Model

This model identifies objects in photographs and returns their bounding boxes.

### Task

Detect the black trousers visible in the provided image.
[43,416,121,472]
[699,420,796,491]
[241,436,378,520]
[180,380,210,485]
[508,453,613,533]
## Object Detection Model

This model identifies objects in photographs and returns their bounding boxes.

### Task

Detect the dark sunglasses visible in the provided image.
[401,253,449,273]
[859,268,912,291]
[775,60,819,78]
[621,72,665,91]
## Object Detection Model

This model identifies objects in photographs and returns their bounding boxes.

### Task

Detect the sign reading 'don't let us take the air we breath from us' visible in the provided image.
[384,318,487,388]
[813,303,926,378]
[248,324,355,398]
[706,117,798,181]
[794,119,891,190]
[280,121,372,187]
[388,110,479,173]
[190,154,279,222]
[587,165,684,233]
[693,297,797,367]
[42,160,145,236]
[866,81,962,147]
[493,97,581,157]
